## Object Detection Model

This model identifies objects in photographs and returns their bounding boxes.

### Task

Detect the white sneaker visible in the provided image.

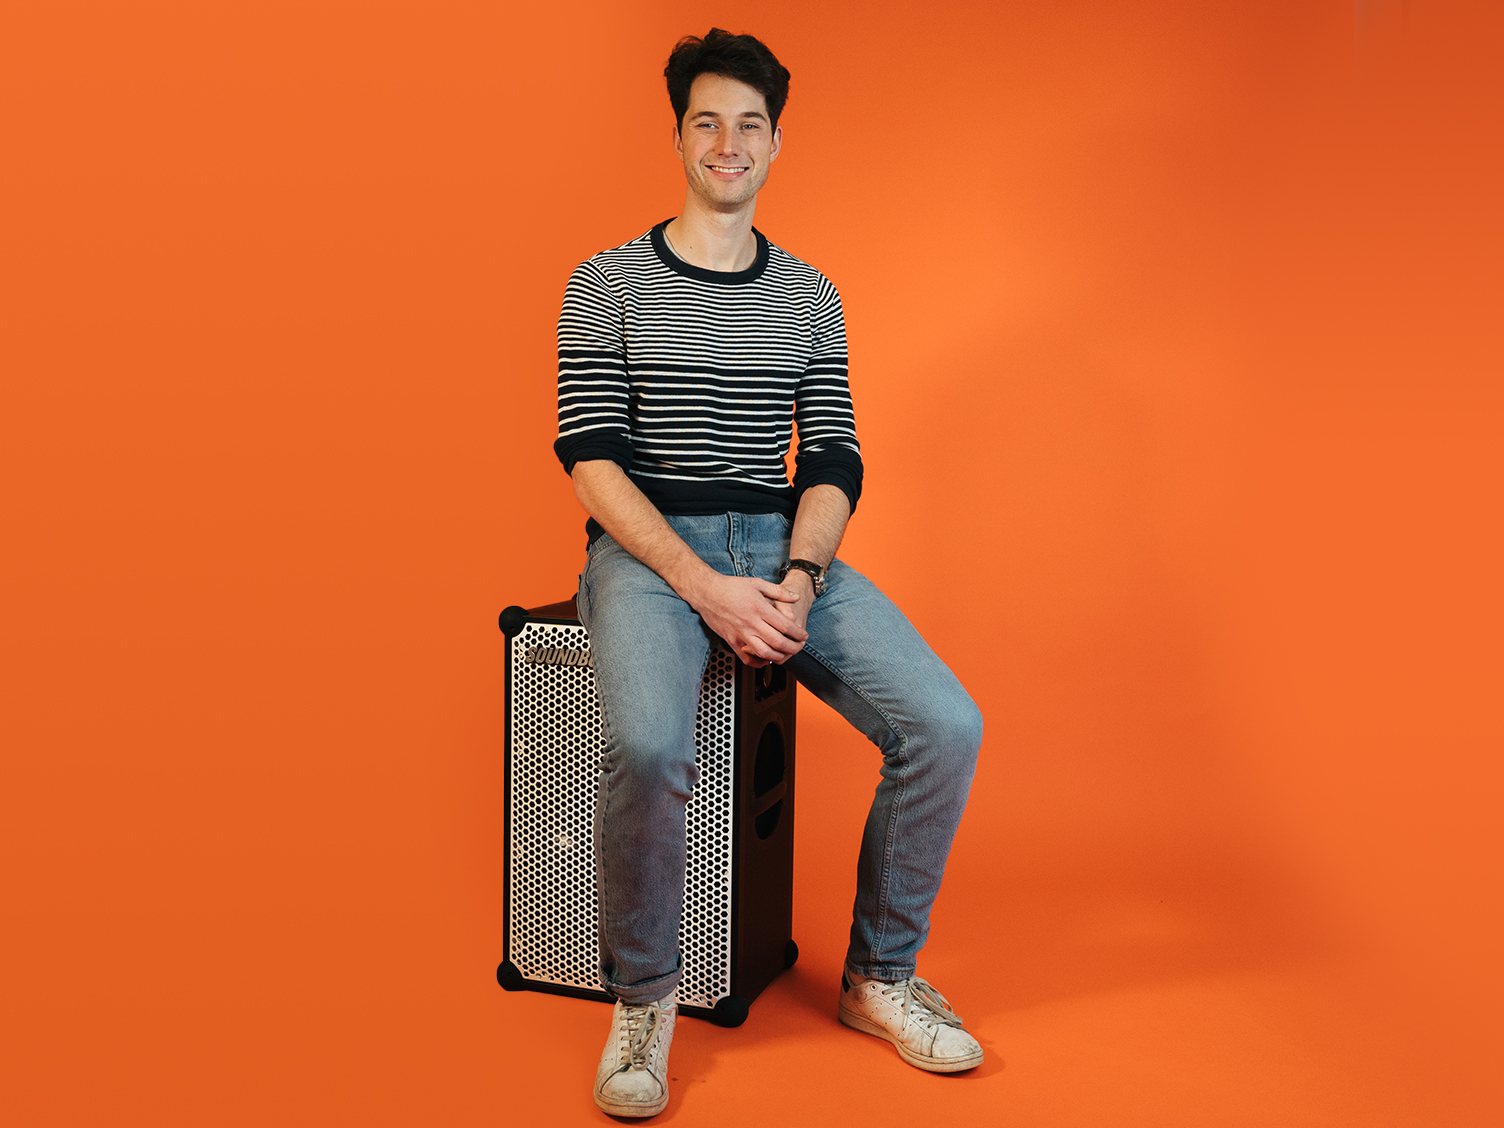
[592,994,676,1117]
[838,973,983,1073]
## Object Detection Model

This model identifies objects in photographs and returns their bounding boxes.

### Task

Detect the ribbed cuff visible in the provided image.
[793,455,864,515]
[554,433,633,476]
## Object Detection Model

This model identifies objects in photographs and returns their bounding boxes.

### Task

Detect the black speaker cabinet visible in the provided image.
[496,596,797,1027]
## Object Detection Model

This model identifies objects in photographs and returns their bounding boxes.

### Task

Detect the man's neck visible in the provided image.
[663,197,759,273]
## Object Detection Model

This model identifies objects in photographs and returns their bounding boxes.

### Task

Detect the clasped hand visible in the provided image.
[689,571,811,667]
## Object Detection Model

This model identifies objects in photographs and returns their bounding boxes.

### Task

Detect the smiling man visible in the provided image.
[553,29,985,1117]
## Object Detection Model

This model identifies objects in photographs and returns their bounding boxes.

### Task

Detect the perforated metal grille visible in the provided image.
[507,622,735,1011]
[681,647,735,1008]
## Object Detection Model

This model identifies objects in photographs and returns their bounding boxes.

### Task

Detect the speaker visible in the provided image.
[496,596,798,1027]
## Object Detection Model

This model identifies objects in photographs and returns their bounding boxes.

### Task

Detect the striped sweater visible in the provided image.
[553,220,863,529]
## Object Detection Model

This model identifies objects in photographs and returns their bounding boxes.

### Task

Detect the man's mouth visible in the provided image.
[708,164,748,174]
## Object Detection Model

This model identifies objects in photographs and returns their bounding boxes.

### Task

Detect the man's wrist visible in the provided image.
[666,556,719,608]
[782,568,815,597]
[779,558,827,597]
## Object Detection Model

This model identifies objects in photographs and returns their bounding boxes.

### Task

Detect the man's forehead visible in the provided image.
[685,73,770,119]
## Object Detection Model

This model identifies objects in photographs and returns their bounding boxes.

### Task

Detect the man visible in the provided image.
[554,29,985,1117]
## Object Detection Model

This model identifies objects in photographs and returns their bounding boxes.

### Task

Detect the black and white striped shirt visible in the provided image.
[553,220,863,527]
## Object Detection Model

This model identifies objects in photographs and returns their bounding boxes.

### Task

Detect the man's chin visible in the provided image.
[697,188,762,214]
[688,175,764,207]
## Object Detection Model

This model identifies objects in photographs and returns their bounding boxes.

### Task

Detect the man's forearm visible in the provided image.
[774,484,851,607]
[571,460,717,603]
[789,484,850,568]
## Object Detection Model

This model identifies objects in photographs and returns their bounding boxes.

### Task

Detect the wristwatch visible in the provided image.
[778,558,828,597]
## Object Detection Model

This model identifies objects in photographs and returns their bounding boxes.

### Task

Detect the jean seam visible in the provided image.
[597,722,614,991]
[798,639,910,971]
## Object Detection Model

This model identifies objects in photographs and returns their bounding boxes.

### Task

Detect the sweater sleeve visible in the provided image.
[553,260,634,475]
[791,275,864,513]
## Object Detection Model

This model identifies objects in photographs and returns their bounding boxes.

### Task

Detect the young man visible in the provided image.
[553,29,985,1117]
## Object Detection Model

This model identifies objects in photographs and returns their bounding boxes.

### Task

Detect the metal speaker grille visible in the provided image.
[681,646,735,1009]
[508,622,735,1011]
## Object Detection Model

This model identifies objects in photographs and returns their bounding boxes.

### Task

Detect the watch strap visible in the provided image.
[781,558,828,597]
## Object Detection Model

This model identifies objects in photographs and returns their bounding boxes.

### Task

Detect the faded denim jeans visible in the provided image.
[577,512,982,1005]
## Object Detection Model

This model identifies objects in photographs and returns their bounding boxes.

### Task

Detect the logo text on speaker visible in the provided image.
[524,645,594,669]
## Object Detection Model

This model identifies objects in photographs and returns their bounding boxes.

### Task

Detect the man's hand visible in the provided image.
[569,465,847,668]
[686,571,808,667]
[770,569,815,647]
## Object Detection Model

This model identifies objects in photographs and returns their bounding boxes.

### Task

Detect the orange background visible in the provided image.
[3,2,1500,1124]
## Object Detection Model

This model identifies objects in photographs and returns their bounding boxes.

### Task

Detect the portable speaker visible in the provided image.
[496,596,798,1027]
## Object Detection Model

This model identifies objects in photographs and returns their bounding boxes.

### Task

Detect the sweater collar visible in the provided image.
[650,218,769,285]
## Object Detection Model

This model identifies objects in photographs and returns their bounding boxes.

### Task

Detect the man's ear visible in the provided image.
[770,124,783,163]
[672,122,684,161]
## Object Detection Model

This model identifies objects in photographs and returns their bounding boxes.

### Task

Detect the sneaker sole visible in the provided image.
[593,1087,669,1118]
[838,1006,984,1073]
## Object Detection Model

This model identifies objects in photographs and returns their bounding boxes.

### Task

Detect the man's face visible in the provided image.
[674,73,782,212]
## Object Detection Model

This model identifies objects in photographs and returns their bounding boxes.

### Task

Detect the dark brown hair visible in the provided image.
[664,29,791,131]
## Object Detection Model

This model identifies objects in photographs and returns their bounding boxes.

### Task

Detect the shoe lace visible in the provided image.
[880,976,964,1031]
[618,1003,662,1070]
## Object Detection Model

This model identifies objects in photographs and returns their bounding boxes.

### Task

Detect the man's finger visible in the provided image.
[742,626,801,658]
[758,608,808,643]
[738,638,774,665]
[750,613,806,647]
[755,579,800,602]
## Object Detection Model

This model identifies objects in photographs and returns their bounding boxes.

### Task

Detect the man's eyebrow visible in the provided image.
[688,109,769,122]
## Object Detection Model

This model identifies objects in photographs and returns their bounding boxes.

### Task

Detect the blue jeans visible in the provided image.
[577,512,982,1005]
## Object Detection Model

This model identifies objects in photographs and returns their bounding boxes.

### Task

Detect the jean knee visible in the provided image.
[958,696,984,758]
[608,732,698,803]
[915,691,983,775]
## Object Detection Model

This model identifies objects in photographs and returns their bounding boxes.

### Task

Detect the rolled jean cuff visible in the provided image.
[606,962,682,1006]
[845,960,917,984]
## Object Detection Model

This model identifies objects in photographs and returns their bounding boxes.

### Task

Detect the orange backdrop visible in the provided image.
[4,1,1500,1125]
